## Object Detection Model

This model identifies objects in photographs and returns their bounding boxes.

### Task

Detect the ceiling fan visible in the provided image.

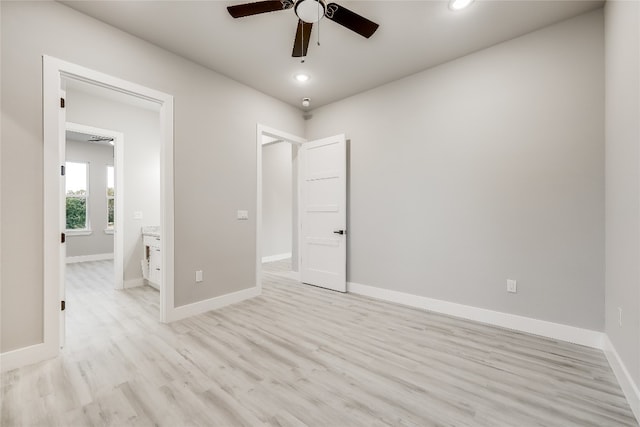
[227,0,379,57]
[88,135,114,144]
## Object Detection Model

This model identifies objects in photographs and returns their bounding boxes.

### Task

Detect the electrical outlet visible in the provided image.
[195,270,203,283]
[618,307,623,326]
[133,211,143,220]
[237,210,249,220]
[507,279,517,293]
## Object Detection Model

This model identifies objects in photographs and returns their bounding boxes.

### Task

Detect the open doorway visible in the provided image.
[257,126,348,293]
[256,125,348,293]
[43,56,175,356]
[262,137,294,271]
[64,122,123,288]
[262,135,305,284]
[256,125,305,289]
[60,78,162,346]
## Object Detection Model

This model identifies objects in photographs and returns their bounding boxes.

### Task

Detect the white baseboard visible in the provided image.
[66,253,113,264]
[124,278,145,289]
[262,252,292,263]
[347,281,604,349]
[0,342,58,373]
[603,336,640,422]
[167,286,260,322]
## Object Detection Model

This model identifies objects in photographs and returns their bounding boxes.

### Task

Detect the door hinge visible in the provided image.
[60,97,65,108]
[61,232,66,244]
[61,165,65,176]
[61,300,66,311]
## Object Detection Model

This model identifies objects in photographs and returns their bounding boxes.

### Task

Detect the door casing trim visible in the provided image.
[41,56,175,366]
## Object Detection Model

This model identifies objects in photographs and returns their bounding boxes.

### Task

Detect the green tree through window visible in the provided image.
[66,162,89,230]
[66,194,87,229]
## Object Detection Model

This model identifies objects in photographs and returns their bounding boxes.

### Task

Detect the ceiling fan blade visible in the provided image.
[325,2,379,38]
[227,1,290,18]
[292,19,313,57]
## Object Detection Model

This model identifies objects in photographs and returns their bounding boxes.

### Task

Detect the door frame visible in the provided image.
[44,56,175,357]
[255,124,305,291]
[65,122,125,290]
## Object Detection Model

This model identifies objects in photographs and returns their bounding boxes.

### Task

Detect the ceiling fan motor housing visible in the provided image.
[295,0,326,23]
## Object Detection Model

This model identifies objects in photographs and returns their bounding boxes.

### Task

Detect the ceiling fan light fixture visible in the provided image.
[449,0,474,11]
[228,0,379,57]
[294,73,310,82]
[295,0,326,23]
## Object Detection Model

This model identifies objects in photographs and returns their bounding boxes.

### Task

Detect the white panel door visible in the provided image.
[300,134,347,292]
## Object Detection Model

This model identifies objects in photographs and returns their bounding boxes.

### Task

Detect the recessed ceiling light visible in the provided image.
[449,0,474,11]
[295,73,310,82]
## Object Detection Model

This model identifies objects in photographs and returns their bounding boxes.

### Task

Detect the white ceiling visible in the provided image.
[60,0,603,110]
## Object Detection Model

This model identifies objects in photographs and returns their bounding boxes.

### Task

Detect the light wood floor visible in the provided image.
[1,259,637,426]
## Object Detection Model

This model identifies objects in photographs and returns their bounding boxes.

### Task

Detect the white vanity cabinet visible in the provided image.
[142,228,161,290]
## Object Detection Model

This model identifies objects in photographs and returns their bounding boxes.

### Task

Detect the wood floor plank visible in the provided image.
[1,259,637,426]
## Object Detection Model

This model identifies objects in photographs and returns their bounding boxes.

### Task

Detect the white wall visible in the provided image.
[305,10,605,331]
[604,0,640,395]
[66,88,160,284]
[262,140,293,260]
[65,139,115,257]
[0,1,304,352]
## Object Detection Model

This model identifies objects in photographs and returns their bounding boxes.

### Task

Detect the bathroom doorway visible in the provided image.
[43,56,175,354]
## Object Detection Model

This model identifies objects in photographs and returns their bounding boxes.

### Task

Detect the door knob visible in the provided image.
[333,230,346,235]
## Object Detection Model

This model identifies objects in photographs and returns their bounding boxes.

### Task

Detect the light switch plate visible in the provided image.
[237,210,249,220]
[507,279,517,293]
[195,270,203,283]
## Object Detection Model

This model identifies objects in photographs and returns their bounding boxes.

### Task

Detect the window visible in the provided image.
[65,162,89,231]
[107,165,115,230]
